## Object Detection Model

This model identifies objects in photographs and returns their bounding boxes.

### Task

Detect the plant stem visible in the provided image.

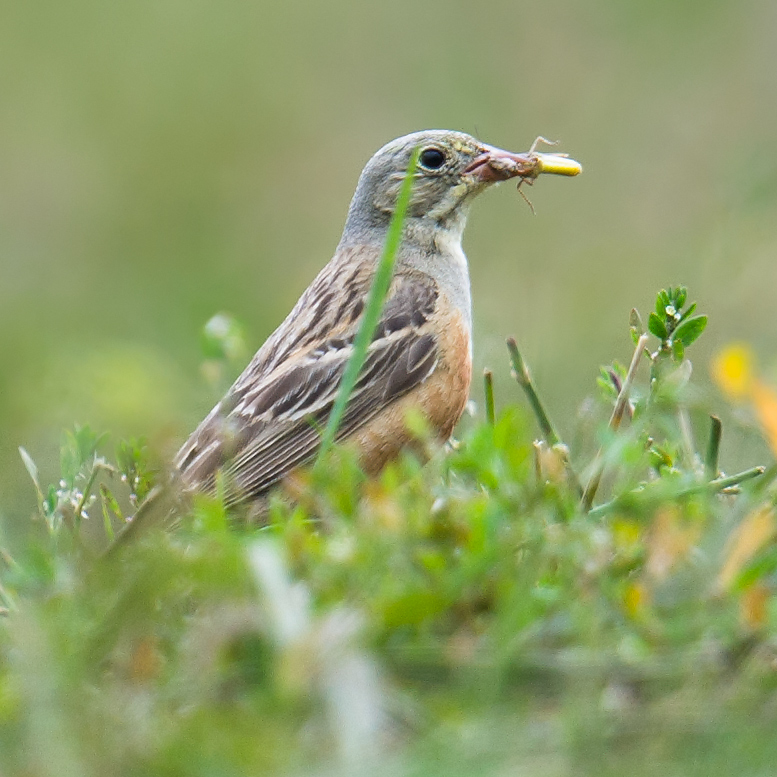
[532,441,543,483]
[507,338,582,496]
[73,461,113,525]
[588,466,765,519]
[506,338,559,445]
[691,466,764,494]
[705,415,722,480]
[582,333,649,511]
[104,484,171,555]
[611,334,650,430]
[678,408,696,470]
[483,369,495,426]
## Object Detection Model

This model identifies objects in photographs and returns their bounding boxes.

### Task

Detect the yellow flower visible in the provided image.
[711,344,754,400]
[624,581,648,619]
[712,344,777,456]
[752,382,777,457]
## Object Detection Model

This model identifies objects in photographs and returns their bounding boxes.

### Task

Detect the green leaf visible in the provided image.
[100,484,122,540]
[44,484,58,518]
[18,446,40,491]
[677,302,697,323]
[649,444,674,472]
[19,446,46,517]
[116,437,153,502]
[381,589,449,628]
[629,308,644,344]
[673,315,707,348]
[60,429,80,486]
[597,365,621,400]
[648,312,668,340]
[731,544,777,591]
[75,424,105,463]
[655,293,667,318]
[59,425,108,489]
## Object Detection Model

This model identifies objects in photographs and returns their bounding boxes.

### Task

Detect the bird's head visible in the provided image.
[341,129,581,248]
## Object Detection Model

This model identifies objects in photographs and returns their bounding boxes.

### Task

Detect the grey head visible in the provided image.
[339,129,575,250]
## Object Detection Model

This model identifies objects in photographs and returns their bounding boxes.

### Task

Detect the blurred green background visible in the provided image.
[2,0,777,517]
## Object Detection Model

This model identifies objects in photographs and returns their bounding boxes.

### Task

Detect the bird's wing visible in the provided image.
[175,270,440,502]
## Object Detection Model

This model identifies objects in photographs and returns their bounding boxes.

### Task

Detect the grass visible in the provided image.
[2,285,777,776]
[317,145,421,461]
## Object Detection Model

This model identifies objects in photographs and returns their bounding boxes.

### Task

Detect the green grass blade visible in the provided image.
[316,146,420,462]
[483,369,495,426]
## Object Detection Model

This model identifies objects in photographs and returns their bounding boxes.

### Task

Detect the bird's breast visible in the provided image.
[405,233,473,339]
[350,301,472,475]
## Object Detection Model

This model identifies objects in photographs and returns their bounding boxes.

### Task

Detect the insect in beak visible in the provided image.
[464,136,582,213]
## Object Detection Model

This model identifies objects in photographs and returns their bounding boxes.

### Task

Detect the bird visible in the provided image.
[174,130,581,508]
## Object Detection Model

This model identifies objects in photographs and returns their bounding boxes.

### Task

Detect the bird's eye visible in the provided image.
[419,147,446,170]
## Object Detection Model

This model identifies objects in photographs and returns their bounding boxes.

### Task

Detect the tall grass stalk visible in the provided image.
[316,147,420,462]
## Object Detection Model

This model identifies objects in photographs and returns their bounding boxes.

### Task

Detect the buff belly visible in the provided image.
[348,306,472,474]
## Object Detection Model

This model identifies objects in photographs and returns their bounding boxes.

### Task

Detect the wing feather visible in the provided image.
[176,269,440,503]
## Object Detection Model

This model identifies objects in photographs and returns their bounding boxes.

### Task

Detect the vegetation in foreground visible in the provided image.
[3,286,777,776]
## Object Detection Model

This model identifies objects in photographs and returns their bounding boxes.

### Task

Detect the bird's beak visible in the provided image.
[464,144,582,184]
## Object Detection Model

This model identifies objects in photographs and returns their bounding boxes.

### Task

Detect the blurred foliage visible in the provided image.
[2,0,777,771]
[3,0,777,518]
[4,287,777,774]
